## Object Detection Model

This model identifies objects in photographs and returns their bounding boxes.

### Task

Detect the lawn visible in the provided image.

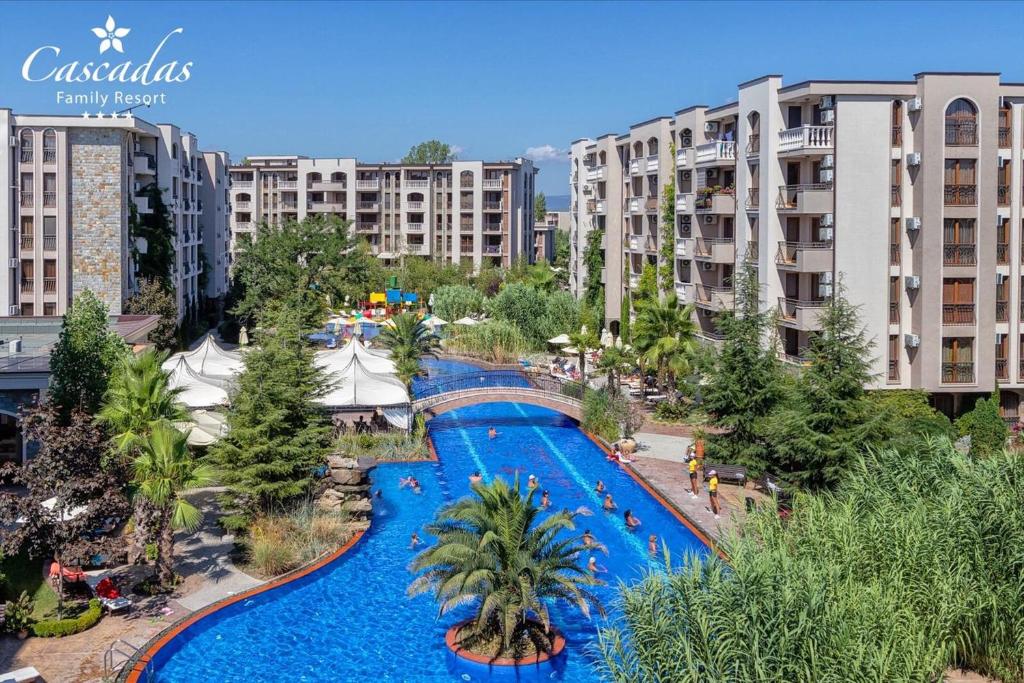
[1,552,59,619]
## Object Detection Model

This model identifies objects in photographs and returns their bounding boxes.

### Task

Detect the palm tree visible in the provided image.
[597,345,637,395]
[632,293,697,395]
[409,477,603,659]
[568,327,601,387]
[98,349,189,564]
[133,420,217,586]
[377,312,439,368]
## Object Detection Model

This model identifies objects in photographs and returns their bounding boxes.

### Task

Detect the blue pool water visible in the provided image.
[146,361,710,682]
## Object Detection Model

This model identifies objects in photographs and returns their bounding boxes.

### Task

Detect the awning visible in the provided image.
[317,355,410,408]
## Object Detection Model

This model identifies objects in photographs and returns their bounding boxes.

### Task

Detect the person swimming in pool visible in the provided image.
[603,493,617,511]
[527,474,539,490]
[587,556,607,575]
[582,529,596,547]
[648,534,658,557]
[624,509,642,530]
[469,471,483,484]
[399,475,417,489]
[488,427,498,439]
[595,480,605,494]
[540,490,551,509]
[409,532,421,550]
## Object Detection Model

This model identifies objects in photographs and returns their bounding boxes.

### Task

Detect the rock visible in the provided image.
[320,488,344,501]
[332,484,372,496]
[317,497,342,511]
[341,499,373,516]
[326,455,359,470]
[343,520,371,534]
[329,468,365,486]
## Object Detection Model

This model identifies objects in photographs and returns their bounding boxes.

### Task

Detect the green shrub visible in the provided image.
[3,591,33,633]
[581,390,624,443]
[955,390,1009,458]
[431,285,484,322]
[486,283,548,347]
[653,400,689,422]
[335,430,429,461]
[244,502,354,578]
[31,599,102,638]
[444,321,528,364]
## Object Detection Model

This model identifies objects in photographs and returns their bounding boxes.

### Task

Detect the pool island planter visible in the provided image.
[444,619,566,675]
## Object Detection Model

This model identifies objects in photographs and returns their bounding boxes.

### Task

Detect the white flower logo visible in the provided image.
[90,15,130,54]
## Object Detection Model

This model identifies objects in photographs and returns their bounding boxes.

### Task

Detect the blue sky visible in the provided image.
[2,0,1024,195]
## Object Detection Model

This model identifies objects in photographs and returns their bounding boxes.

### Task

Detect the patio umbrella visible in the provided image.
[425,316,447,329]
[547,333,571,345]
[454,317,479,326]
[238,326,249,346]
[564,346,579,355]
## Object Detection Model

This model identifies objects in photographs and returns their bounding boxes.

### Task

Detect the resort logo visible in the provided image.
[21,15,194,115]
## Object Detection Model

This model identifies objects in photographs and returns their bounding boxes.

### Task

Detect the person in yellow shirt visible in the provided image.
[687,455,699,498]
[707,469,720,519]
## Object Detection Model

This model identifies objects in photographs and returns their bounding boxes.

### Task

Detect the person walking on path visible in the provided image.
[707,469,721,519]
[688,455,700,498]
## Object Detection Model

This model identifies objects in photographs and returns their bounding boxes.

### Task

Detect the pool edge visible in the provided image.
[121,528,367,682]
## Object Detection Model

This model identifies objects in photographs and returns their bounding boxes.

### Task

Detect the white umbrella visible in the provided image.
[17,497,87,523]
[425,316,447,328]
[454,317,479,326]
[547,334,571,345]
[564,346,579,354]
[238,326,249,346]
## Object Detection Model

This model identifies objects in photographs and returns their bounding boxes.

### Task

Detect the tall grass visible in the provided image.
[444,321,529,363]
[244,501,352,578]
[598,438,1024,682]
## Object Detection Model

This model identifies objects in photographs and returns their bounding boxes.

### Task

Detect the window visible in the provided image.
[43,302,55,316]
[20,174,32,208]
[942,278,975,325]
[646,137,659,157]
[945,98,978,145]
[747,112,760,155]
[943,218,976,265]
[43,259,56,294]
[43,173,56,207]
[999,103,1012,147]
[941,338,974,383]
[889,276,900,323]
[43,217,56,252]
[944,159,976,205]
[891,101,903,147]
[998,160,1011,206]
[890,218,901,265]
[887,335,899,382]
[891,159,901,207]
[42,130,56,163]
[997,278,1009,322]
[172,143,178,159]
[20,217,33,251]
[19,130,33,163]
[997,219,1010,264]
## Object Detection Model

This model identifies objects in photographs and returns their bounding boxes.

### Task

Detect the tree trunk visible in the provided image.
[157,509,175,587]
[128,497,158,565]
[579,350,587,387]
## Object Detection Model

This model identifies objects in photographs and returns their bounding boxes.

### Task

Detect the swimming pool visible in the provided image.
[140,361,710,682]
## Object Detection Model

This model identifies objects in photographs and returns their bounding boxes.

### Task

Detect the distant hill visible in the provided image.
[544,194,569,211]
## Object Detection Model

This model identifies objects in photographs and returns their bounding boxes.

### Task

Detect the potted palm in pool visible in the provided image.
[408,476,604,666]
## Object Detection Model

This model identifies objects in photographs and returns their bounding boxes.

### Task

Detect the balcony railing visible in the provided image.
[996,358,1008,381]
[20,279,33,293]
[944,184,976,206]
[941,362,974,384]
[20,192,32,208]
[997,243,1009,265]
[483,201,503,211]
[43,235,56,251]
[20,150,33,163]
[746,187,759,209]
[889,302,899,324]
[777,125,834,153]
[891,185,901,207]
[357,201,379,210]
[406,179,429,189]
[996,301,1009,323]
[586,166,607,182]
[775,240,833,266]
[941,303,975,325]
[482,223,503,233]
[20,235,33,250]
[234,201,251,210]
[356,179,380,190]
[233,180,254,189]
[892,127,902,147]
[277,180,298,190]
[405,222,425,232]
[482,179,503,190]
[695,141,736,165]
[997,184,1011,206]
[406,201,424,211]
[482,244,502,255]
[944,122,978,146]
[888,359,899,383]
[43,277,56,294]
[890,243,900,265]
[999,127,1011,148]
[942,243,976,266]
[43,148,56,164]
[777,183,832,209]
[746,133,760,156]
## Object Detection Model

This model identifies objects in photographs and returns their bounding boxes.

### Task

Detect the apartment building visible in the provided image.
[0,109,229,321]
[228,156,538,269]
[571,72,1024,416]
[533,210,567,264]
[200,151,232,308]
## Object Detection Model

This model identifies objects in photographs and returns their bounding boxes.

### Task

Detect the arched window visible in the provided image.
[408,192,424,203]
[306,172,322,187]
[632,141,643,159]
[42,129,56,163]
[598,150,606,165]
[237,192,252,203]
[945,98,978,145]
[746,112,760,155]
[460,170,474,188]
[680,128,692,148]
[19,130,32,163]
[647,137,659,157]
[331,171,347,185]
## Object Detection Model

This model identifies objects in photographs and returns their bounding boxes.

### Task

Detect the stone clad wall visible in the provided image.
[69,128,126,312]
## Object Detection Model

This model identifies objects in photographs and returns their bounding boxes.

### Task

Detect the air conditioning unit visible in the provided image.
[904,333,920,348]
[821,110,835,124]
[704,122,719,133]
[822,154,834,169]
[703,215,716,224]
[818,283,833,298]
[820,271,834,284]
[821,213,834,227]
[582,185,592,194]
[7,258,17,268]
[907,97,923,112]
[9,136,17,147]
[819,227,834,241]
[819,95,835,110]
[702,262,714,270]
[905,216,921,231]
[819,169,834,183]
[681,215,691,225]
[904,275,921,290]
[706,168,719,179]
[906,152,921,166]
[7,305,18,316]
[682,171,691,180]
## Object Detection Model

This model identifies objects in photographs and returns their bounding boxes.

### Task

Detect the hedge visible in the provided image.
[31,598,102,637]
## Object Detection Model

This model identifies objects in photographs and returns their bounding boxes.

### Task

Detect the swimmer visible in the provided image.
[587,556,607,575]
[374,489,382,499]
[399,475,416,489]
[409,532,421,549]
[624,509,642,530]
[603,493,617,511]
[648,534,657,556]
[582,529,596,547]
[488,427,498,439]
[540,490,551,509]
[595,480,605,494]
[527,474,539,490]
[469,471,483,484]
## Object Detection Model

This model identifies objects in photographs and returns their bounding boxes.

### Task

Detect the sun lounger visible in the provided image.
[101,596,132,614]
[0,667,41,683]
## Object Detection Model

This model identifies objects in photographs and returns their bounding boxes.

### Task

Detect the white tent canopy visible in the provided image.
[424,316,447,329]
[454,317,480,326]
[315,338,396,375]
[548,334,571,345]
[318,356,411,429]
[166,356,231,408]
[163,335,244,380]
[174,410,230,447]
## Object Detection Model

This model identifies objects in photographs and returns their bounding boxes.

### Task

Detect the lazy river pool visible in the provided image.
[139,360,710,682]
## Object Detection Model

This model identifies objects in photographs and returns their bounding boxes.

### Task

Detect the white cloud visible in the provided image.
[450,144,465,156]
[525,144,568,162]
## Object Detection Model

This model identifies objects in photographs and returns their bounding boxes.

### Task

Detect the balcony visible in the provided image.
[779,352,812,367]
[234,221,253,231]
[999,127,1011,148]
[996,358,1008,381]
[694,141,736,166]
[628,159,643,176]
[777,183,833,213]
[889,301,900,324]
[944,184,976,206]
[746,134,761,158]
[43,235,56,251]
[406,180,430,189]
[483,201,503,212]
[674,282,691,300]
[945,122,977,146]
[777,298,828,330]
[43,277,56,294]
[233,180,254,189]
[355,223,380,233]
[356,179,380,190]
[405,222,425,232]
[627,197,643,214]
[746,241,759,261]
[20,279,33,294]
[942,303,975,326]
[135,196,152,214]
[482,179,503,191]
[693,238,735,264]
[777,125,834,155]
[134,153,155,175]
[586,166,607,182]
[20,192,32,208]
[42,191,56,208]
[892,127,903,147]
[676,148,694,168]
[629,273,640,288]
[998,185,1010,206]
[996,301,1009,323]
[234,201,251,210]
[998,243,1009,265]
[482,244,503,255]
[696,330,726,348]
[628,235,640,251]
[942,244,976,267]
[891,186,901,207]
[694,285,734,312]
[890,243,901,265]
[586,199,606,214]
[941,362,974,384]
[888,359,900,383]
[746,188,759,211]
[406,201,424,211]
[675,194,690,212]
[278,180,298,190]
[357,201,380,212]
[694,191,736,214]
[309,202,346,212]
[775,241,834,271]
[19,150,32,164]
[280,201,298,212]
[482,223,503,233]
[309,181,347,192]
[645,196,659,213]
[20,235,33,251]
[675,237,690,257]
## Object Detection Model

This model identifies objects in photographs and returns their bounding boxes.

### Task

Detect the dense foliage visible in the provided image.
[48,290,128,414]
[377,312,439,385]
[632,293,695,395]
[445,320,528,364]
[955,390,1010,458]
[130,183,175,284]
[430,284,484,322]
[534,191,546,222]
[598,439,1024,682]
[401,140,457,164]
[582,389,626,443]
[31,598,102,638]
[124,278,179,351]
[409,477,602,658]
[487,282,549,347]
